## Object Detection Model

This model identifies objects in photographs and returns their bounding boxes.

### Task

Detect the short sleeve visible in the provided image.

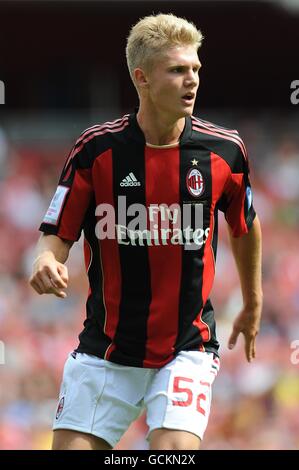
[39,139,94,242]
[219,144,256,237]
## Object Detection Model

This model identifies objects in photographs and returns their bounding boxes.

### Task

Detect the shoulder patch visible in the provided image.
[43,185,69,225]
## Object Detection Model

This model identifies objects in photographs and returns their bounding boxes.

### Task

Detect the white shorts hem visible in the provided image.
[147,424,203,441]
[53,423,117,448]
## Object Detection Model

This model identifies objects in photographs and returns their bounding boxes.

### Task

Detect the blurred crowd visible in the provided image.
[0,112,299,450]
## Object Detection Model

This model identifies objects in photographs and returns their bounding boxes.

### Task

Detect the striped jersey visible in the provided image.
[40,112,256,368]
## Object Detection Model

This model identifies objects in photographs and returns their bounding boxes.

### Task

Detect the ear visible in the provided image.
[134,68,149,89]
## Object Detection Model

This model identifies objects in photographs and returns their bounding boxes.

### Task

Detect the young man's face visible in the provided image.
[144,45,201,120]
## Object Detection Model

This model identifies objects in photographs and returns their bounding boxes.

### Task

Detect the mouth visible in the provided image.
[181,92,195,105]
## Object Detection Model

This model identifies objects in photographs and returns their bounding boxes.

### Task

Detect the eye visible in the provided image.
[171,67,184,73]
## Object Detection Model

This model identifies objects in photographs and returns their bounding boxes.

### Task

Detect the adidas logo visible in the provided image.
[120,172,141,187]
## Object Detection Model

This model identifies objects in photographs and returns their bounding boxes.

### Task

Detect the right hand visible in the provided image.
[29,252,69,298]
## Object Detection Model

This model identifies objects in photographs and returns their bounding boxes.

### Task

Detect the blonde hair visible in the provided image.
[126,13,203,85]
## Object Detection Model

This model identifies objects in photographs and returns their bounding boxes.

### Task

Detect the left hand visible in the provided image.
[228,304,262,362]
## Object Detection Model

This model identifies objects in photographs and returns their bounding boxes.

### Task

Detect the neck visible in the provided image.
[137,104,186,146]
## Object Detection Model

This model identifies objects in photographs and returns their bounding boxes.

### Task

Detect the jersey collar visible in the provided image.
[128,111,193,146]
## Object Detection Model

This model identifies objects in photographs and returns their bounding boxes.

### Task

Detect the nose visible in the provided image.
[184,69,198,87]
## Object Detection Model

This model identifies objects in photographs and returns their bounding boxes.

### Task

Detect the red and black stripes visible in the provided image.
[176,146,213,353]
[144,145,181,367]
[108,139,152,367]
[77,199,113,359]
[56,168,93,240]
[92,149,122,361]
[39,112,257,367]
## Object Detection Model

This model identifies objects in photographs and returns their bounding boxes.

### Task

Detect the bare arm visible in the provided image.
[227,215,263,362]
[29,234,73,298]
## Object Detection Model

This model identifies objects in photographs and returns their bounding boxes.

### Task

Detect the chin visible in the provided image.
[181,107,193,117]
[166,106,193,121]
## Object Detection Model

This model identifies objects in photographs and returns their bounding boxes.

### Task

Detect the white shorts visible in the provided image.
[53,350,220,447]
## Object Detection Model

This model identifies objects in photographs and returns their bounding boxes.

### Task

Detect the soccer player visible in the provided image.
[29,13,262,450]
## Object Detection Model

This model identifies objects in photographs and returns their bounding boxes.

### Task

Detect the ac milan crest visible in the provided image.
[186,168,204,197]
[56,396,65,419]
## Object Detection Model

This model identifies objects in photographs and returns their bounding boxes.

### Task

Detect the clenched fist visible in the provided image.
[29,251,69,298]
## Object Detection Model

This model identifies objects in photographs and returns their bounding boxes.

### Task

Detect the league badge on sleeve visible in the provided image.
[43,185,69,225]
[246,186,253,209]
